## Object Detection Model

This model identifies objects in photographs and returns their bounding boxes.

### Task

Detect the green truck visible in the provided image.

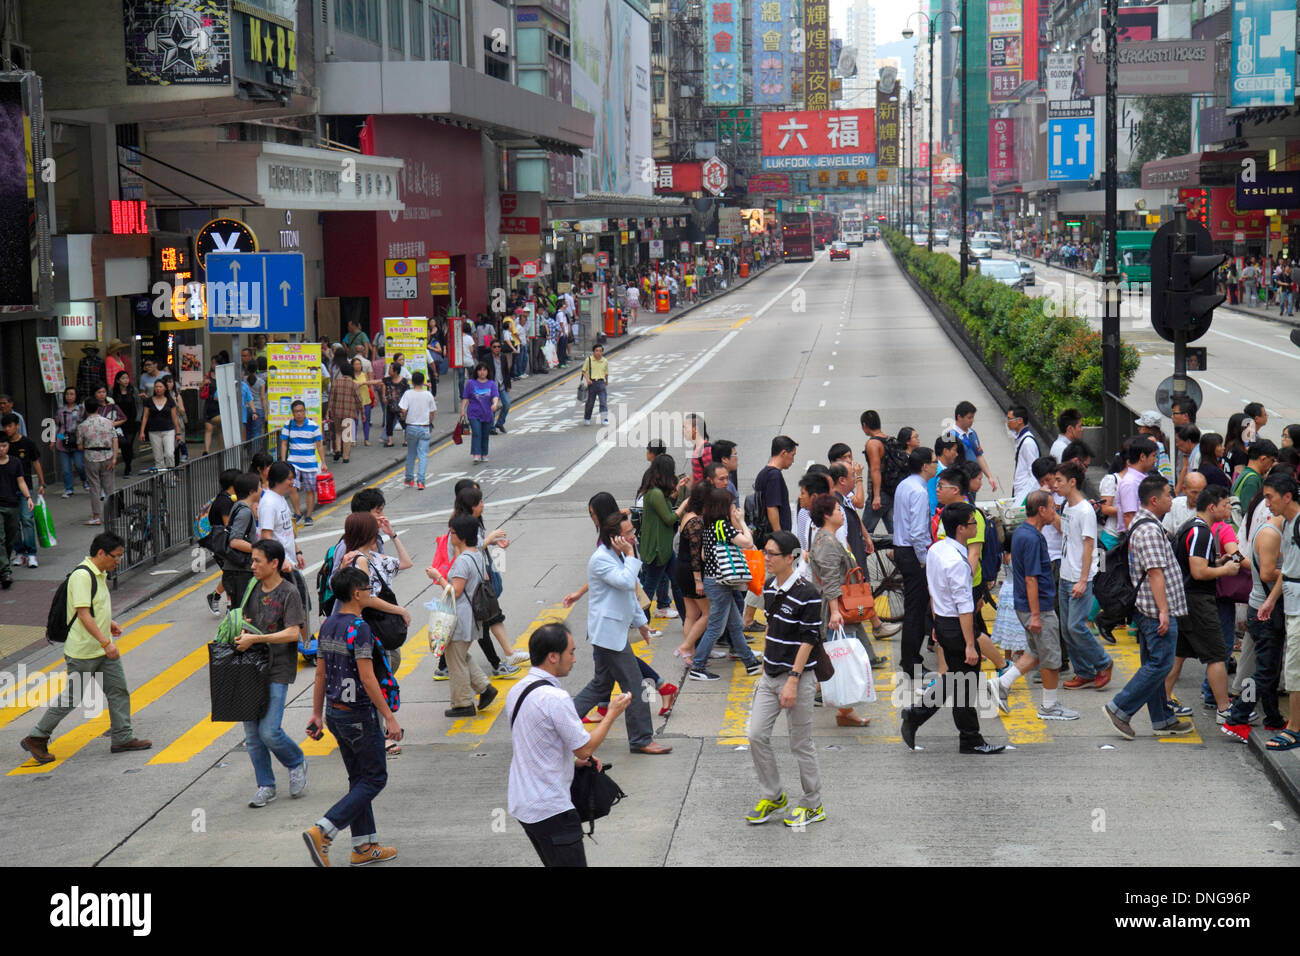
[1116,230,1155,286]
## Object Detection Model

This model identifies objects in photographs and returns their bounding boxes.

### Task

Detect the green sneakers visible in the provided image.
[783,805,826,828]
[745,792,788,824]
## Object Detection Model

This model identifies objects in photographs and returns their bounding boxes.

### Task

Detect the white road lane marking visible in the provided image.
[1201,379,1230,393]
[1209,327,1300,361]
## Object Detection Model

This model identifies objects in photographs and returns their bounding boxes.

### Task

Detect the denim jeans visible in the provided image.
[1059,583,1113,679]
[692,577,759,671]
[59,449,87,493]
[1108,611,1178,728]
[16,496,35,556]
[242,681,305,789]
[404,424,429,482]
[1279,289,1294,316]
[640,554,685,619]
[513,348,528,378]
[863,490,894,533]
[469,418,491,457]
[323,703,387,846]
[495,389,511,428]
[583,381,608,422]
[1229,612,1285,727]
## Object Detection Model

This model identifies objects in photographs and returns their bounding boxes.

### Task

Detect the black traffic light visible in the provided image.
[1291,329,1300,349]
[1168,249,1227,333]
[1150,218,1222,343]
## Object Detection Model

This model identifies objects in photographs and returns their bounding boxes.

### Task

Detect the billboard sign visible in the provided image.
[1046,52,1094,118]
[1230,0,1297,107]
[989,119,1015,186]
[752,0,791,106]
[1236,170,1300,210]
[572,0,652,195]
[875,71,900,167]
[1081,41,1216,96]
[760,109,876,171]
[988,0,1024,103]
[803,0,830,110]
[653,162,704,193]
[704,0,742,105]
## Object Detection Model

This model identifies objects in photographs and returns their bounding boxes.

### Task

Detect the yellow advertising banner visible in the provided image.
[267,343,323,431]
[382,316,429,378]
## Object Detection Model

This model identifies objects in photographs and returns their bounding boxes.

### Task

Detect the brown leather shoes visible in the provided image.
[110,738,152,753]
[630,742,673,755]
[1094,665,1113,690]
[20,736,54,764]
[1062,675,1092,689]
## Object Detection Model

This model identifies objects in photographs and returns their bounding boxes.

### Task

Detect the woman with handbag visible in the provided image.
[427,515,498,719]
[380,362,409,448]
[52,386,88,496]
[110,372,139,476]
[431,483,528,679]
[339,511,412,755]
[672,481,712,663]
[807,494,871,727]
[687,487,763,681]
[328,347,361,463]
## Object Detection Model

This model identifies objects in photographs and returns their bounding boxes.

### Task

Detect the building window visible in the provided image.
[652,73,665,101]
[388,0,404,51]
[410,1,425,58]
[484,47,509,80]
[336,0,354,32]
[338,0,382,41]
[430,0,460,63]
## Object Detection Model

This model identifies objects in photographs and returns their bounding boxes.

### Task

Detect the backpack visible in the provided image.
[222,502,254,569]
[344,616,399,712]
[194,495,219,546]
[468,550,501,623]
[745,470,773,546]
[316,540,343,619]
[629,494,644,538]
[976,507,1004,584]
[46,566,97,644]
[875,436,910,495]
[1172,516,1213,588]
[1092,517,1159,617]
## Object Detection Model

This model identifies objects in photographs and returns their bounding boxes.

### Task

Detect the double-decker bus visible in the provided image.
[780,212,815,262]
[813,212,837,249]
[841,209,864,246]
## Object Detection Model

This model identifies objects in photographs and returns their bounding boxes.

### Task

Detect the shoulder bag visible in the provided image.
[837,565,877,625]
[468,549,501,622]
[711,519,752,589]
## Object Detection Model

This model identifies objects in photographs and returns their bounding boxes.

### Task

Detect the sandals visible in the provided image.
[1265,729,1300,751]
[385,741,402,757]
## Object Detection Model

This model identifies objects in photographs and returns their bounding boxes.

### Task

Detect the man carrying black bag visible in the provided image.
[507,623,629,867]
[235,540,308,809]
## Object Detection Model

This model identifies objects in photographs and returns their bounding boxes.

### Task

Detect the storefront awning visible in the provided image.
[140,141,405,211]
[319,60,594,152]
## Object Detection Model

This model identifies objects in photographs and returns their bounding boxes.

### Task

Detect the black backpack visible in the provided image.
[976,507,1004,583]
[511,679,627,835]
[745,470,773,546]
[876,436,910,495]
[46,566,97,644]
[1092,517,1159,617]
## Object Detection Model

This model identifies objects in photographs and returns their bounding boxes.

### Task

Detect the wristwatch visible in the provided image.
[789,669,803,678]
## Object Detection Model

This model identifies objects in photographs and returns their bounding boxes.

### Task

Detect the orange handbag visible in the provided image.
[837,566,876,625]
[743,549,765,596]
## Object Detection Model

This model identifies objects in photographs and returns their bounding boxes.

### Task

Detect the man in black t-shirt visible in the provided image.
[0,433,34,586]
[742,436,798,633]
[2,414,43,568]
[204,469,241,615]
[1165,485,1238,719]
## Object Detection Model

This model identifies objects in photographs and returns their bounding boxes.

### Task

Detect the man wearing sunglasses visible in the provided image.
[746,531,827,827]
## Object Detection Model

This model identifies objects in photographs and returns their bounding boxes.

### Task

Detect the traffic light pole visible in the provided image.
[1102,0,1122,453]
[1172,205,1189,414]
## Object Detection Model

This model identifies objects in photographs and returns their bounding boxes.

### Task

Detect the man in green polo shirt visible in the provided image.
[1231,439,1276,514]
[20,533,151,764]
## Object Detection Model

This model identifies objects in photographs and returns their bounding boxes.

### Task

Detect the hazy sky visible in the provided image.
[831,0,920,85]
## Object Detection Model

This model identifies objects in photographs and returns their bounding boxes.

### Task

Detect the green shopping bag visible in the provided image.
[34,495,56,549]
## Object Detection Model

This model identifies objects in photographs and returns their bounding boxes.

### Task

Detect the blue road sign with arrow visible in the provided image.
[205,252,306,333]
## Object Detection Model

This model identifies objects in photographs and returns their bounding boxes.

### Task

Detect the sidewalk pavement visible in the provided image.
[0,260,777,668]
[1017,251,1300,329]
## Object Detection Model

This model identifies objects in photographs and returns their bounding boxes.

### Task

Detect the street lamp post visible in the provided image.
[906,88,913,237]
[903,11,962,255]
[958,0,969,283]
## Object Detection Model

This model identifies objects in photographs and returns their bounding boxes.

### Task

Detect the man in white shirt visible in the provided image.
[458,325,476,397]
[1164,471,1205,536]
[1006,405,1041,500]
[1054,460,1115,688]
[900,502,1005,755]
[257,461,309,646]
[398,371,436,489]
[507,623,629,867]
[1051,408,1083,462]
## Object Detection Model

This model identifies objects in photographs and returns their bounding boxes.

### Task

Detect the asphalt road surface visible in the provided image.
[4,242,1296,867]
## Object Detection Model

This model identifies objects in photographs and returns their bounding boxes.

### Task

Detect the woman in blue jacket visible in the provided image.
[570,511,673,755]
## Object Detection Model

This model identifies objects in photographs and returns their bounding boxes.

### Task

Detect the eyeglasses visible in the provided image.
[762,549,787,558]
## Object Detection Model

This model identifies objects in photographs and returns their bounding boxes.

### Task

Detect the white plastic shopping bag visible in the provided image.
[819,628,876,707]
[425,584,458,658]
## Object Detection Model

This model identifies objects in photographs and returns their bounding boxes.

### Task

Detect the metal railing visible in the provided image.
[104,433,279,576]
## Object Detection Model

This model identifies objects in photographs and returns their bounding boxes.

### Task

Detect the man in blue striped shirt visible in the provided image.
[279,400,324,526]
[893,447,937,686]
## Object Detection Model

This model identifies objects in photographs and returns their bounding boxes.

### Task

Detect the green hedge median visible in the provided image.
[884,228,1138,425]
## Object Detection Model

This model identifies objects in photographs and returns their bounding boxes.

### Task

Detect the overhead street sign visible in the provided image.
[205,252,306,333]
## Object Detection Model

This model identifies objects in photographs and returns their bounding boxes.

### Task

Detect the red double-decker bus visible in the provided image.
[813,212,838,249]
[781,212,815,262]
